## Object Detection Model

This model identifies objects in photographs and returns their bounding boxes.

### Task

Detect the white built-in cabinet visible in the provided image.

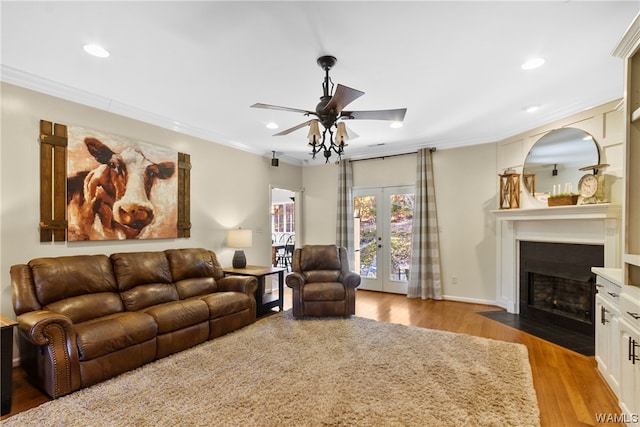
[618,312,640,424]
[592,12,640,427]
[595,276,621,395]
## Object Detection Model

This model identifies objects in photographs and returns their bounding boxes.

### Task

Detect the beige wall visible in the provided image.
[300,147,499,305]
[433,143,498,303]
[0,83,302,324]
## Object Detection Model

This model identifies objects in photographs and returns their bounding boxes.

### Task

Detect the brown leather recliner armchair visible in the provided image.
[286,245,361,318]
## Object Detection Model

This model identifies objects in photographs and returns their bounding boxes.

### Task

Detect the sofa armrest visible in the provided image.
[340,271,361,289]
[16,310,81,398]
[18,310,75,345]
[285,272,306,289]
[217,275,258,296]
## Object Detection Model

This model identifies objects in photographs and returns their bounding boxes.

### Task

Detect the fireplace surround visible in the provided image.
[519,241,603,335]
[493,204,620,314]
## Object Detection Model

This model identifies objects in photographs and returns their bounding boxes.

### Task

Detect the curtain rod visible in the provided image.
[349,147,436,163]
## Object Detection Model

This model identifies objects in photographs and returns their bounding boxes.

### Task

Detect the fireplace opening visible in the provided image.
[529,272,592,323]
[520,241,603,336]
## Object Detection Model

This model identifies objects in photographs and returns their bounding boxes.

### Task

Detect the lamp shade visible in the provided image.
[227,229,253,248]
[307,120,321,146]
[335,122,349,146]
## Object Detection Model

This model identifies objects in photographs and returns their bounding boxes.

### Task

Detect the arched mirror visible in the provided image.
[523,128,600,199]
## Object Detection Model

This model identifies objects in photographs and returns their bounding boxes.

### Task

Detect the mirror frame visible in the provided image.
[522,127,600,198]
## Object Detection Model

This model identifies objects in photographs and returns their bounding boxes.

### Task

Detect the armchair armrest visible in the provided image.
[285,272,306,289]
[340,271,361,289]
[217,275,258,296]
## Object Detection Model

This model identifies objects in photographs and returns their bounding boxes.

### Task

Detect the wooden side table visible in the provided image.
[1,315,18,416]
[222,265,286,317]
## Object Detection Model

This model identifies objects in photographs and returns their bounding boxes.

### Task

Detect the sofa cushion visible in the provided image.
[29,255,118,306]
[75,311,157,361]
[45,292,124,324]
[120,283,179,312]
[201,292,252,318]
[300,245,341,271]
[110,251,173,291]
[166,248,224,281]
[111,251,178,311]
[143,298,209,334]
[303,282,346,301]
[174,277,217,299]
[303,270,341,283]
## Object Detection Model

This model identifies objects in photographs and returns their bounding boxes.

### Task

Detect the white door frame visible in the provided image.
[354,185,414,294]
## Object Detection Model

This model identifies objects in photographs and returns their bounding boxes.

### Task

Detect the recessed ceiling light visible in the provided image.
[390,122,403,129]
[525,105,540,113]
[521,57,545,70]
[266,122,279,130]
[83,44,110,58]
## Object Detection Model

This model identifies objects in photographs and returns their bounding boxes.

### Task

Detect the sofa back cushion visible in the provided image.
[299,245,342,271]
[165,248,219,299]
[111,251,178,311]
[29,255,123,323]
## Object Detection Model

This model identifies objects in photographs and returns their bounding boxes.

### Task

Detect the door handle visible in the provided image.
[601,305,609,325]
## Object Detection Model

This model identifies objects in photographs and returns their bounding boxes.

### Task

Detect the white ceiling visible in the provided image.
[1,1,638,165]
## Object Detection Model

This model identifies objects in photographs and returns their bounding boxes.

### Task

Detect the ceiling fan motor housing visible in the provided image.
[317,55,337,70]
[316,96,338,129]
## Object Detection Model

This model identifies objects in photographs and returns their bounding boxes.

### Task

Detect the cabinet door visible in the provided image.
[596,295,620,394]
[618,319,640,426]
[596,296,611,370]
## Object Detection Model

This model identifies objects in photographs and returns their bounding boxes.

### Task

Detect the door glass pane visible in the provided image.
[389,193,414,281]
[354,195,377,278]
[272,204,284,233]
[285,203,295,233]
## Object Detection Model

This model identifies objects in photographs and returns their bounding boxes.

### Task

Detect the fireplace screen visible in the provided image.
[529,272,592,323]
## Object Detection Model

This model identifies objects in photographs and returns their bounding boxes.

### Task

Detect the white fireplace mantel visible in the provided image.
[492,204,621,313]
[491,203,621,221]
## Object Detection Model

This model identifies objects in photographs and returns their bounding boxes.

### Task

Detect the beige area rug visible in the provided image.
[5,312,540,427]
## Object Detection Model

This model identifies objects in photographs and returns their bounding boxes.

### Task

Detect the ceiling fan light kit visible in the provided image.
[252,55,407,163]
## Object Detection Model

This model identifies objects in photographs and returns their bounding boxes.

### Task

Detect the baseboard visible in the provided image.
[442,294,500,308]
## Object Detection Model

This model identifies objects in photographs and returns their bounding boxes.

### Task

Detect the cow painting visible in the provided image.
[67,127,178,241]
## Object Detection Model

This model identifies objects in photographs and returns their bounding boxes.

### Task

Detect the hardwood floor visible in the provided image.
[2,288,623,426]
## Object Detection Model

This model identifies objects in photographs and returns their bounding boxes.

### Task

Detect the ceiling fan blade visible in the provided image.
[340,108,407,122]
[345,125,359,140]
[251,103,314,115]
[273,120,314,136]
[323,84,365,113]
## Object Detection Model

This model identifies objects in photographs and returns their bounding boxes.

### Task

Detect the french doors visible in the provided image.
[353,186,414,294]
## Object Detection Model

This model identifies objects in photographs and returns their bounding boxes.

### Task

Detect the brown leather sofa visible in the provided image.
[286,245,361,317]
[10,248,257,398]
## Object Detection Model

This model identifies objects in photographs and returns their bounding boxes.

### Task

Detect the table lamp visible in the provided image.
[227,228,252,268]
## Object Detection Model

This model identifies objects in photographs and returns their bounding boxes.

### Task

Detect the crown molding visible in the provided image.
[0,65,287,162]
[612,12,640,58]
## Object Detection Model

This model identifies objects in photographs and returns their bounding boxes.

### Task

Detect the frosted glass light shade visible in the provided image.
[335,122,349,146]
[307,120,321,146]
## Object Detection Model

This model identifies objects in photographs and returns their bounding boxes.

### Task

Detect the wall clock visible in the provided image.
[577,164,609,205]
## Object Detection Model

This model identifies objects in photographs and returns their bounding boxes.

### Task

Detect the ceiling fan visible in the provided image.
[251,55,407,163]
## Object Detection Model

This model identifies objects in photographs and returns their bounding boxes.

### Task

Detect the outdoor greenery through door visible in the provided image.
[354,186,414,294]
